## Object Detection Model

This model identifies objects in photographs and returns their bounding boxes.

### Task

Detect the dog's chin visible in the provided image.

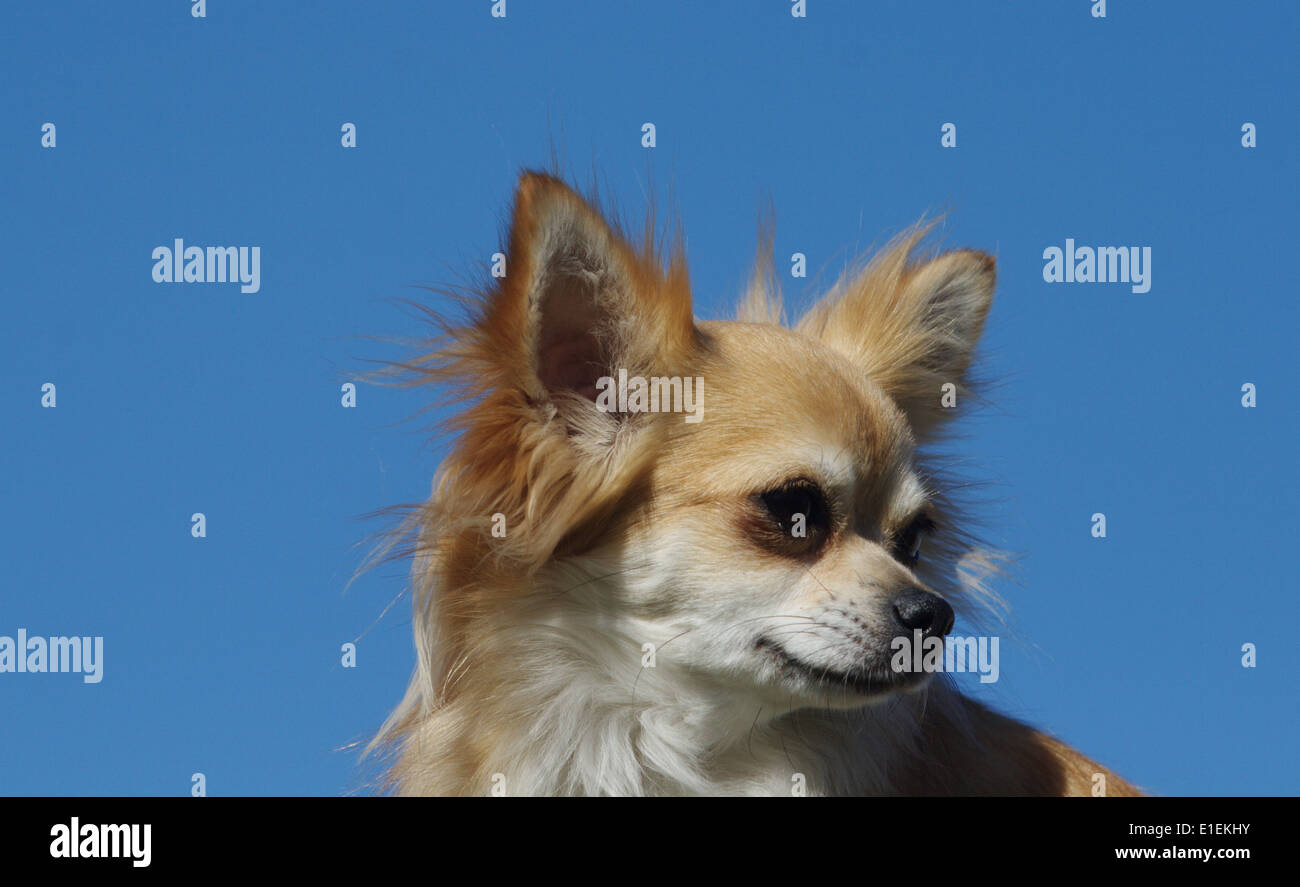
[755,637,934,707]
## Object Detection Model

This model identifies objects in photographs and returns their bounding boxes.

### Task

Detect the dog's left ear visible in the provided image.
[435,175,696,562]
[483,173,696,427]
[800,244,994,438]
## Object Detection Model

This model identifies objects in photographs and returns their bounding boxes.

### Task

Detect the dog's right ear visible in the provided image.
[481,172,696,433]
[796,230,994,440]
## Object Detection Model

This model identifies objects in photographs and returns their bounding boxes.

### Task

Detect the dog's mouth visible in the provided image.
[755,636,930,698]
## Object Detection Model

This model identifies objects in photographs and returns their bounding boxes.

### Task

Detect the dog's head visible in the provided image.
[414,173,995,714]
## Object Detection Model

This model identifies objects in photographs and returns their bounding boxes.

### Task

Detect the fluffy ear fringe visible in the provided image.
[796,222,996,439]
[357,172,696,577]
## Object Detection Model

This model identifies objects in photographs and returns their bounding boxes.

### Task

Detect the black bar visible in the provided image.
[0,797,1283,873]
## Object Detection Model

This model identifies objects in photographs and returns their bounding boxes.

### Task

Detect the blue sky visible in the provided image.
[1,1,1295,796]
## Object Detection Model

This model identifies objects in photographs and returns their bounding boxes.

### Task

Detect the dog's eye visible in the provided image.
[894,515,935,566]
[755,480,831,555]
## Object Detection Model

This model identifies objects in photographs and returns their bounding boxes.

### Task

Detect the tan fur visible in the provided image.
[370,172,1140,796]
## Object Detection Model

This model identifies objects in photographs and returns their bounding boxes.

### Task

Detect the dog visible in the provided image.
[369,171,1140,796]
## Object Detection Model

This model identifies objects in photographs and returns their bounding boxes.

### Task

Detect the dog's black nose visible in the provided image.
[891,590,955,638]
